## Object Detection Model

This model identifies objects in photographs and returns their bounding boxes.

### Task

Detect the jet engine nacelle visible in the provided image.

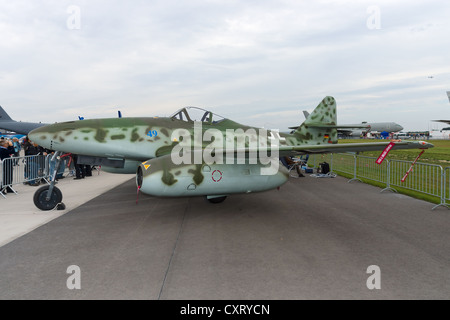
[137,156,288,198]
[102,160,141,174]
[75,155,141,174]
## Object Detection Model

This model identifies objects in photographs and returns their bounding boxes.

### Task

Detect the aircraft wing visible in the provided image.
[337,128,356,135]
[0,122,46,135]
[433,120,450,125]
[0,106,47,134]
[277,140,432,156]
[209,141,433,158]
[289,124,369,131]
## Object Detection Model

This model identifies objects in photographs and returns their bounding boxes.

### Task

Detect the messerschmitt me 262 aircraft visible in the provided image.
[28,96,433,210]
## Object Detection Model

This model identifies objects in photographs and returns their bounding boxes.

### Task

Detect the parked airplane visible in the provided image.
[338,121,403,137]
[0,106,48,134]
[0,132,25,140]
[297,111,403,137]
[432,120,450,125]
[28,96,433,209]
[0,106,124,135]
[432,91,450,125]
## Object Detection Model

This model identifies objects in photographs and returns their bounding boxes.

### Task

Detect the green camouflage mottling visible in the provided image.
[28,97,434,198]
[294,96,337,145]
[138,155,289,197]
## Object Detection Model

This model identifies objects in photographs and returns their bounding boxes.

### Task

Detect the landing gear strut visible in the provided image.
[33,151,67,211]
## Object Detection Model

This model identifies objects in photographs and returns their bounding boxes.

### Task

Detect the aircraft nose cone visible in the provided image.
[28,126,48,145]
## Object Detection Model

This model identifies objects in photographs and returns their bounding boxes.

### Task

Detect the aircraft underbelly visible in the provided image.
[137,158,288,197]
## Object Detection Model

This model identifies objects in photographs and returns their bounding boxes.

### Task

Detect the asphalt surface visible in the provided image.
[0,175,449,300]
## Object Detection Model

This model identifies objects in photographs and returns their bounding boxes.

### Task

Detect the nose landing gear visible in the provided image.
[33,151,68,211]
[33,185,64,211]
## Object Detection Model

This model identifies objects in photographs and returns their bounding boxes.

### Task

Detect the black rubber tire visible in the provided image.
[207,196,227,204]
[33,185,63,211]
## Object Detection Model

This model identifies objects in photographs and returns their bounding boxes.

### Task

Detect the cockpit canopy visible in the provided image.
[170,107,226,124]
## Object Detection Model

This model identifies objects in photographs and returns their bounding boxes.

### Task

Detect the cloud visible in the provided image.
[0,0,449,132]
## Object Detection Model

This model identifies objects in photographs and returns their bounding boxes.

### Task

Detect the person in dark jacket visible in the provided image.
[0,139,15,193]
[0,139,14,160]
[72,154,86,180]
[23,139,42,186]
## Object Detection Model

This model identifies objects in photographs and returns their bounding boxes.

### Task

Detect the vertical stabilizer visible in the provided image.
[294,96,338,145]
[0,106,13,121]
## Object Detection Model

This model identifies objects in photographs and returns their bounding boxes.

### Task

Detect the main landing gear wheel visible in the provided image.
[33,185,63,211]
[206,196,227,204]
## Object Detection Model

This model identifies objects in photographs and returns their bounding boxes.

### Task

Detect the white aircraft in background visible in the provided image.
[432,91,450,125]
[295,111,403,137]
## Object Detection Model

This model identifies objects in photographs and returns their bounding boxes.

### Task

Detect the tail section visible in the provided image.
[0,106,13,121]
[294,96,338,145]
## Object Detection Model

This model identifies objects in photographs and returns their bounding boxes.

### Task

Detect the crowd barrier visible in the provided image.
[0,154,70,198]
[443,167,450,207]
[321,153,450,210]
[3,153,450,209]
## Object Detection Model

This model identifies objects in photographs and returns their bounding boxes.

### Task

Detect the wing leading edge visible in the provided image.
[205,140,433,159]
[277,140,433,156]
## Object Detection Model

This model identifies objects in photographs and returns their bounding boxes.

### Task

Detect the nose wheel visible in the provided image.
[33,151,68,211]
[206,195,227,204]
[33,185,65,211]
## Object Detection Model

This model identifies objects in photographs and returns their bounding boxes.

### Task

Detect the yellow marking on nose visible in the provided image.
[142,161,151,170]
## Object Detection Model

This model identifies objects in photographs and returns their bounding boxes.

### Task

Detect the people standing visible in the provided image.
[23,139,41,186]
[72,154,86,180]
[12,137,21,165]
[0,139,15,193]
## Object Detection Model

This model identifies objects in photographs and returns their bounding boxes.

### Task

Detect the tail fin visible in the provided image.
[0,106,13,121]
[303,110,310,120]
[294,96,338,145]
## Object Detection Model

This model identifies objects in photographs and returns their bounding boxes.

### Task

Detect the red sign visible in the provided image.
[401,150,425,183]
[376,142,396,164]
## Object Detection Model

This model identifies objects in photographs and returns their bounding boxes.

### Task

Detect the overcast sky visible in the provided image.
[1,0,449,131]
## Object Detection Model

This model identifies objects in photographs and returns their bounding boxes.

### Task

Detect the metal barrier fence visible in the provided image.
[1,155,49,196]
[443,167,450,208]
[0,160,3,199]
[322,153,450,210]
[389,160,443,199]
[0,154,70,198]
[3,152,450,209]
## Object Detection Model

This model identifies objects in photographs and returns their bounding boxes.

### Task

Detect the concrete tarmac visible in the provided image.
[0,170,134,247]
[0,174,449,300]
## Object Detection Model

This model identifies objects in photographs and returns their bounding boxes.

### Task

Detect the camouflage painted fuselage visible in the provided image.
[30,96,398,199]
[29,96,338,160]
